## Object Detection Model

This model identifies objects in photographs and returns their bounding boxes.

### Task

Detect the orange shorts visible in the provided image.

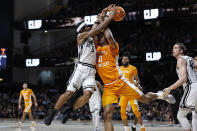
[24,102,32,113]
[102,76,143,107]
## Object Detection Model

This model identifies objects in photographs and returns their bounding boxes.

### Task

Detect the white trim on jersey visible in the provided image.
[104,78,120,86]
[24,95,32,112]
[121,76,144,96]
[115,55,123,77]
[76,22,86,33]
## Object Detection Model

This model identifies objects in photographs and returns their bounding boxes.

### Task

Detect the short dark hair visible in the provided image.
[122,52,130,58]
[175,42,186,54]
[22,82,28,86]
[121,54,130,62]
[122,55,129,59]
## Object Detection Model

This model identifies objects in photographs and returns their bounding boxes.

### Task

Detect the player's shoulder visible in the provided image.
[109,42,119,49]
[96,44,102,49]
[120,65,123,68]
[129,65,137,69]
[27,88,33,92]
[177,56,187,63]
[179,55,192,60]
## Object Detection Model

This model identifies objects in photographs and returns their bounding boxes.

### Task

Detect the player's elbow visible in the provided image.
[96,81,101,86]
[33,97,37,100]
[181,76,187,83]
[95,27,103,35]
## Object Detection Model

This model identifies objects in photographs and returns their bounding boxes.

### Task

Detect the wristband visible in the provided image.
[94,21,100,24]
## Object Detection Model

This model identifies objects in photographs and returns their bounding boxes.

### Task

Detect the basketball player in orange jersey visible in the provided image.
[119,55,145,131]
[92,10,176,131]
[44,5,117,126]
[17,82,38,127]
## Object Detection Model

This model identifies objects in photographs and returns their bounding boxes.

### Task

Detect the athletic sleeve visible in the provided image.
[20,91,22,96]
[109,43,119,55]
[29,89,33,95]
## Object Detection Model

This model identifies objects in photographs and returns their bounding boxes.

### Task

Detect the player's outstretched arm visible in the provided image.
[91,20,99,46]
[78,4,116,45]
[104,28,117,49]
[91,7,109,46]
[163,58,187,96]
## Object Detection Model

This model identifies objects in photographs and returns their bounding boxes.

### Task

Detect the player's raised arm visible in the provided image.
[163,58,187,96]
[91,16,99,47]
[77,4,116,45]
[103,28,117,49]
[91,7,110,47]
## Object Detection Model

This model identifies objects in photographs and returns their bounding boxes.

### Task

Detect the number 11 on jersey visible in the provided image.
[98,56,102,62]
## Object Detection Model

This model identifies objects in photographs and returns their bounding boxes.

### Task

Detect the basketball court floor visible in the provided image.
[0,119,182,131]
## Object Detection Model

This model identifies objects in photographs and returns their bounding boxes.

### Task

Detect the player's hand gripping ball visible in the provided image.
[113,6,125,21]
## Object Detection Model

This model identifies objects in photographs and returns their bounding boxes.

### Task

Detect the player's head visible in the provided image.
[172,42,186,57]
[76,21,91,33]
[97,31,108,45]
[22,82,28,89]
[122,55,130,66]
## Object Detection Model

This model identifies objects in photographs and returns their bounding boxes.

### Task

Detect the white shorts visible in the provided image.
[89,90,101,112]
[180,82,197,109]
[67,64,96,92]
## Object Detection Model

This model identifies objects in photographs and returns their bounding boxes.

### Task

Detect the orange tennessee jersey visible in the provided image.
[120,65,138,84]
[96,43,122,85]
[20,88,33,103]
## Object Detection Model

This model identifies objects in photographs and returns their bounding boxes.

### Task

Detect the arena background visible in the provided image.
[0,0,197,130]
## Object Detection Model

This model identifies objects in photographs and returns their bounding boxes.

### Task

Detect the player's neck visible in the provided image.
[123,64,129,67]
[100,43,108,46]
[177,54,184,59]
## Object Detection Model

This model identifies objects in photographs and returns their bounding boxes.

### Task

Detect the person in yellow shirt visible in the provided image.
[119,55,145,131]
[17,82,38,126]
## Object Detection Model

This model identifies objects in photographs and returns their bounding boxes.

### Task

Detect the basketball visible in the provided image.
[113,6,125,21]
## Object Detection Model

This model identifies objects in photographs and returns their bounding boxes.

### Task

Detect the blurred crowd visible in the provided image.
[43,17,197,63]
[58,0,197,17]
[0,85,183,123]
[114,20,197,62]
